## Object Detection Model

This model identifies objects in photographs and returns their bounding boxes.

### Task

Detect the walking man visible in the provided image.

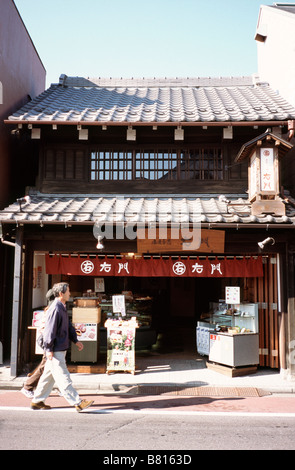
[31,282,94,412]
[21,288,55,398]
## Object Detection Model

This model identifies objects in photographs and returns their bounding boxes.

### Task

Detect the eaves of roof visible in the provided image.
[269,4,295,15]
[5,75,295,126]
[235,130,294,162]
[1,191,295,228]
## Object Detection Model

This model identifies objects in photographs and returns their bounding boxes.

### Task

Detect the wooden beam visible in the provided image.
[4,119,290,128]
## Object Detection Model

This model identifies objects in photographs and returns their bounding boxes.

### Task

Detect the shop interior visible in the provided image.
[46,273,247,357]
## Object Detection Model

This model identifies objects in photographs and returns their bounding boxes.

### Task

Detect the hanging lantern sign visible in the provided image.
[260,148,275,192]
[236,131,293,216]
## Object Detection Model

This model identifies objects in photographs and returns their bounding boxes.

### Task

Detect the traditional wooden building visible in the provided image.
[1,75,295,378]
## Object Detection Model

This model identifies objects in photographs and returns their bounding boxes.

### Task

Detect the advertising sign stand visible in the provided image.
[105,312,138,375]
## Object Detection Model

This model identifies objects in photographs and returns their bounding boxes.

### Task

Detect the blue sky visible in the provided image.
[14,0,271,87]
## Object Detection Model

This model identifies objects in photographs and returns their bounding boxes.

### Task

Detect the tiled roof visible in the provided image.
[1,191,295,226]
[6,75,295,124]
[235,130,293,162]
[270,4,295,14]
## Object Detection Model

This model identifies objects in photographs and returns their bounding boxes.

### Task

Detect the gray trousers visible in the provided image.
[32,350,81,406]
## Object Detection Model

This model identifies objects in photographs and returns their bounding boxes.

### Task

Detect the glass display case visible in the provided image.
[197,303,259,366]
[100,298,152,327]
[209,302,258,334]
[209,303,259,367]
[100,296,156,351]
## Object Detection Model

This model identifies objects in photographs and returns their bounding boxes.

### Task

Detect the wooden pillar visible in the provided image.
[287,250,295,377]
[277,253,287,371]
[10,226,24,377]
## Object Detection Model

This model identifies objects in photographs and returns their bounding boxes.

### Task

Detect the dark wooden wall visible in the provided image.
[21,124,264,195]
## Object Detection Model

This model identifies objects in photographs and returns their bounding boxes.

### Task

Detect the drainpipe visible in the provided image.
[0,222,16,247]
[10,226,24,377]
[1,238,16,247]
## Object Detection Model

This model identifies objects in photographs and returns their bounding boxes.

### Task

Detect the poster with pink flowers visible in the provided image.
[105,319,138,374]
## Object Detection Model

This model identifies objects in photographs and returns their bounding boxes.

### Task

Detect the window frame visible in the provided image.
[89,146,223,182]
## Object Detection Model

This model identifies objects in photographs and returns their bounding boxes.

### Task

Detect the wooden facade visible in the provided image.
[11,224,292,373]
[31,124,252,195]
[2,78,295,377]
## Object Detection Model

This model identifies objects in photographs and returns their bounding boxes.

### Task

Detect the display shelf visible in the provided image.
[197,302,259,360]
[100,298,152,327]
[204,303,259,334]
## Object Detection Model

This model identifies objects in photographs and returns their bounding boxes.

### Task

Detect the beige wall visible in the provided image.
[256,6,295,107]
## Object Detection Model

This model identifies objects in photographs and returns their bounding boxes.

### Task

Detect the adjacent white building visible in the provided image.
[255,3,295,106]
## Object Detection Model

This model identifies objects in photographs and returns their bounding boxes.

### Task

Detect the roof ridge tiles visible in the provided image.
[58,74,256,88]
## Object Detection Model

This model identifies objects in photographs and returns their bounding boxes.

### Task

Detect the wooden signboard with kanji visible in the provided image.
[137,228,225,253]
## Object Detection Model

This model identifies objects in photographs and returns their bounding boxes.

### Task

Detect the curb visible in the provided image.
[1,379,295,396]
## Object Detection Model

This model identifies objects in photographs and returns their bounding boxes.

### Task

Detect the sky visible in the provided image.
[14,0,272,88]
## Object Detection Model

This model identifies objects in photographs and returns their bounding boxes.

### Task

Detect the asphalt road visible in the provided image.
[1,390,295,451]
[1,408,295,451]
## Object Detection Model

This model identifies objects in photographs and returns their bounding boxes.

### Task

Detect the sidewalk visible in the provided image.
[1,351,295,395]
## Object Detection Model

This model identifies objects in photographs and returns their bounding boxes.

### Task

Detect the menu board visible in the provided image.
[225,286,240,305]
[112,294,126,316]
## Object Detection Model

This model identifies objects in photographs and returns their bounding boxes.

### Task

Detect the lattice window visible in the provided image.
[90,151,133,180]
[180,148,223,180]
[90,148,223,181]
[135,151,178,180]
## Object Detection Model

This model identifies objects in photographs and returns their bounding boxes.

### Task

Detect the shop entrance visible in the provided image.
[60,274,243,355]
[46,255,280,368]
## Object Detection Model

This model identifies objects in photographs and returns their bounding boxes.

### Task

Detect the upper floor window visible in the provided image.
[90,151,133,180]
[180,148,223,180]
[90,147,223,181]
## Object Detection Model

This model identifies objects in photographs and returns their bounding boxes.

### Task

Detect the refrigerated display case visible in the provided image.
[209,332,259,367]
[196,321,215,356]
[211,303,259,333]
[197,303,259,368]
[208,303,259,367]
